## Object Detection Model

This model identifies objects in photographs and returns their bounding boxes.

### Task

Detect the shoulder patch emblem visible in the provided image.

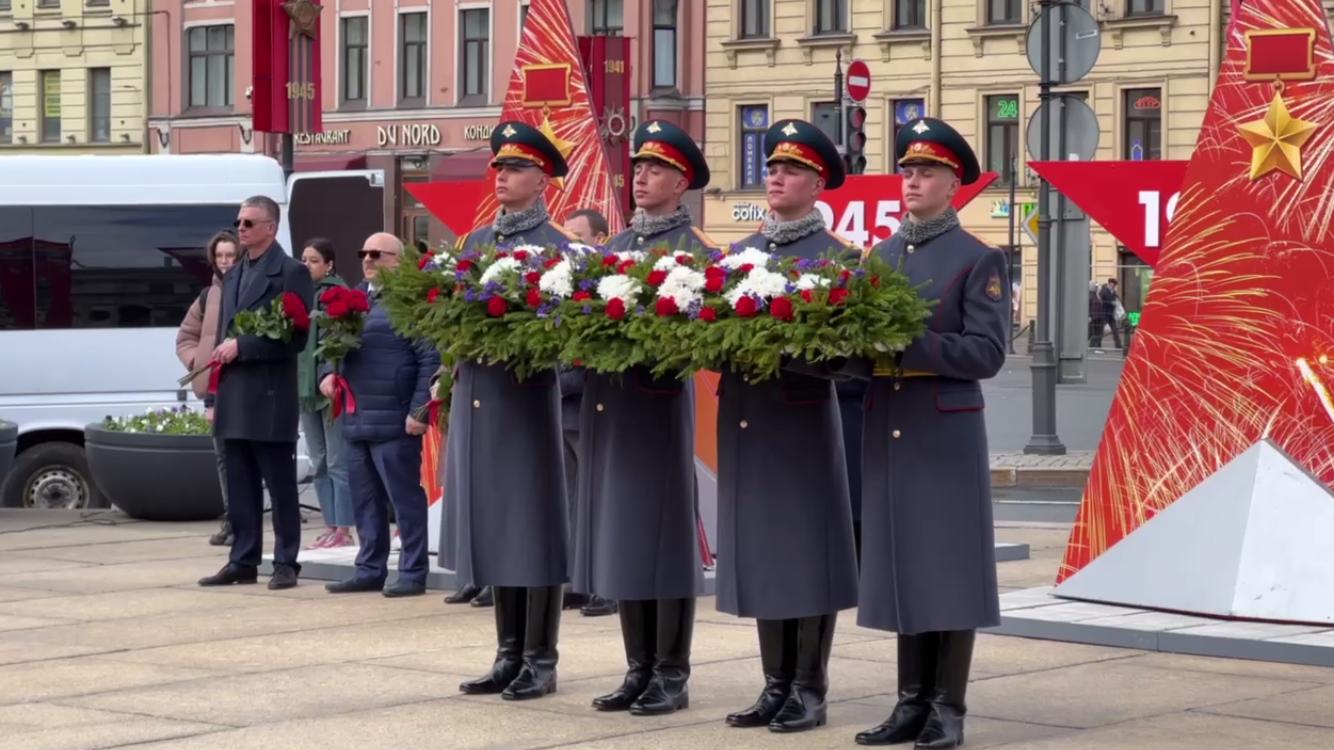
[985,272,1004,302]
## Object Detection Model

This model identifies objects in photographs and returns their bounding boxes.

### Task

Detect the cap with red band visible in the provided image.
[488,120,570,178]
[892,117,981,185]
[762,119,846,190]
[631,120,711,191]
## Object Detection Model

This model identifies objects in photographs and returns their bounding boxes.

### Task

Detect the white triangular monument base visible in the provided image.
[1056,439,1334,625]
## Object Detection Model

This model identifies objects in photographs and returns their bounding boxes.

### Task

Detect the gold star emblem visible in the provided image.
[646,122,662,134]
[781,122,799,137]
[281,0,322,39]
[912,120,930,135]
[1237,91,1318,181]
[502,124,517,138]
[537,116,575,190]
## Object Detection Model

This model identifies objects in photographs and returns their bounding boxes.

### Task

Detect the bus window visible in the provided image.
[0,207,35,331]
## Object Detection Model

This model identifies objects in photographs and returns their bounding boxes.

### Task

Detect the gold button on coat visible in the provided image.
[596,403,605,412]
[472,400,481,408]
[892,429,902,439]
[740,420,749,429]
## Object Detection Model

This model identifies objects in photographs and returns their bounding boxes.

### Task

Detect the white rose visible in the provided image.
[539,259,574,298]
[658,266,706,310]
[479,257,521,285]
[794,273,829,291]
[718,247,772,271]
[597,274,641,302]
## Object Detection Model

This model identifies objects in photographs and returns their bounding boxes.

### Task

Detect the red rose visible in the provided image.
[427,288,441,303]
[735,296,758,318]
[655,297,679,317]
[647,269,668,287]
[601,255,618,267]
[617,260,636,274]
[320,287,341,306]
[526,288,542,308]
[525,271,542,285]
[738,263,754,273]
[281,292,310,331]
[457,259,475,272]
[770,296,795,322]
[705,265,726,279]
[870,275,881,288]
[606,298,627,320]
[495,251,509,259]
[486,297,507,317]
[839,269,853,282]
[513,250,530,262]
[828,288,850,305]
[800,289,814,303]
[325,299,350,319]
[572,290,592,301]
[417,255,432,270]
[544,258,561,269]
[705,276,725,293]
[699,307,718,322]
[348,289,371,313]
[676,254,692,266]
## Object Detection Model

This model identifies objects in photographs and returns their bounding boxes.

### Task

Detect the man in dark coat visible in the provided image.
[718,119,860,734]
[854,118,1007,749]
[323,232,440,598]
[1099,278,1123,349]
[570,120,713,717]
[443,120,577,702]
[199,195,314,590]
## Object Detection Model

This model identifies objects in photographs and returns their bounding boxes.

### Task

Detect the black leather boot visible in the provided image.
[502,585,562,700]
[855,633,939,745]
[444,584,482,604]
[630,597,694,715]
[914,630,974,749]
[459,586,525,694]
[470,585,494,608]
[769,612,836,732]
[592,599,656,711]
[726,618,796,727]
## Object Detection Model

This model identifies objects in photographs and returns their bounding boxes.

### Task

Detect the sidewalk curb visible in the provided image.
[990,466,1091,489]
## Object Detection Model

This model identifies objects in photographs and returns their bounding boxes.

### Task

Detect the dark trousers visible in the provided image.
[1097,306,1123,348]
[225,439,301,570]
[563,428,580,539]
[349,436,429,585]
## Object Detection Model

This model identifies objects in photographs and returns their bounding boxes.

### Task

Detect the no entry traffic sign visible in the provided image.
[846,59,871,102]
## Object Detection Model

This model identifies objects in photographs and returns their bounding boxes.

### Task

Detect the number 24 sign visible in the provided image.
[812,174,998,248]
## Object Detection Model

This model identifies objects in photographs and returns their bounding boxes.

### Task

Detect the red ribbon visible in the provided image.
[426,398,445,427]
[330,373,358,418]
[205,359,224,395]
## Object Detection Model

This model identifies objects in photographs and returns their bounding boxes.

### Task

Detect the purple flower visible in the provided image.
[784,282,797,294]
[464,289,477,302]
[581,305,593,315]
[635,305,646,316]
[579,279,597,291]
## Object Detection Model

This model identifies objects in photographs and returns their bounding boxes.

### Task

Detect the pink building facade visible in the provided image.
[148,0,707,246]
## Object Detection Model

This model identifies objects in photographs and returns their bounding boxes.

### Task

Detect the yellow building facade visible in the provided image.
[701,0,1250,322]
[0,0,149,154]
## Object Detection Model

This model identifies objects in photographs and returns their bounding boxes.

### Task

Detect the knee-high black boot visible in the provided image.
[855,632,940,745]
[726,618,797,727]
[769,612,837,732]
[630,597,694,715]
[592,599,656,711]
[502,585,563,700]
[459,586,526,694]
[914,630,974,748]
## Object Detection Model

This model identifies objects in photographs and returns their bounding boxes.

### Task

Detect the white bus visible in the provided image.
[0,154,384,509]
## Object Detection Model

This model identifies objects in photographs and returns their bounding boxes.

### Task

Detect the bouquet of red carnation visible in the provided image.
[178,292,310,390]
[315,286,371,417]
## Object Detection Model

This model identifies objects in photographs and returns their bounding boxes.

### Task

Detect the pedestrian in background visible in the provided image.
[176,230,238,546]
[1087,281,1104,347]
[299,238,355,549]
[1099,278,1124,349]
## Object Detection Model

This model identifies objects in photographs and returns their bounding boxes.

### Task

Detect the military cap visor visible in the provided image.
[489,121,569,178]
[895,117,981,185]
[631,120,711,191]
[763,119,846,190]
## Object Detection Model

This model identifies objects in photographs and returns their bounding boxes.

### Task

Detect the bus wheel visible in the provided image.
[1,443,107,510]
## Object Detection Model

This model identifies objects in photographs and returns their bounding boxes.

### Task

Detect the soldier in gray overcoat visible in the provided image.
[717,119,860,735]
[442,121,579,703]
[854,118,1007,749]
[570,120,713,717]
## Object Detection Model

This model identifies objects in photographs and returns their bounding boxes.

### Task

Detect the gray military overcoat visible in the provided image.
[438,221,573,588]
[714,228,860,620]
[858,225,1007,634]
[567,222,712,601]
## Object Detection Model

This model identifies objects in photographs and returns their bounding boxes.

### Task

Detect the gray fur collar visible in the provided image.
[761,208,825,246]
[630,205,693,238]
[897,207,960,244]
[493,200,550,238]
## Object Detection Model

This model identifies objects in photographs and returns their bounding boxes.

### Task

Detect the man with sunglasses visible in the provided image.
[200,195,314,590]
[443,120,579,702]
[322,232,439,599]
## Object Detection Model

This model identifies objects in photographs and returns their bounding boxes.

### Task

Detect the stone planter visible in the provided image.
[84,423,223,521]
[0,420,16,489]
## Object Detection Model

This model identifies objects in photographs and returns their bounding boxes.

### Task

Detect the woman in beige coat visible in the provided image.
[176,231,238,545]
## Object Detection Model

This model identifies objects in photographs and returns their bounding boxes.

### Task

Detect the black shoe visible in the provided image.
[325,577,385,594]
[208,521,233,547]
[268,563,299,590]
[726,618,796,728]
[593,600,655,712]
[502,585,561,701]
[580,595,618,617]
[383,581,427,598]
[563,590,590,610]
[470,586,494,608]
[913,631,974,749]
[630,598,694,716]
[855,633,939,745]
[445,584,482,604]
[769,613,836,733]
[460,586,526,695]
[197,563,257,587]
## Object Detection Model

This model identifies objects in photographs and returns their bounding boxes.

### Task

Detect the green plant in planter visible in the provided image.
[102,406,211,435]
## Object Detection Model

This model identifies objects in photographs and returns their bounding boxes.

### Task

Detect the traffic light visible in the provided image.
[844,104,867,175]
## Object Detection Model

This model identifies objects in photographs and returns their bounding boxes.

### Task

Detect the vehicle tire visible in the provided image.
[0,442,108,510]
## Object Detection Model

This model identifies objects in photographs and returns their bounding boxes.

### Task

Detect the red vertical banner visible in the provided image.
[252,0,323,134]
[578,36,633,219]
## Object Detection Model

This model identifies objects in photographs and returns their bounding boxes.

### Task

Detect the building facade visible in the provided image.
[701,0,1251,323]
[0,0,150,154]
[147,0,707,247]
